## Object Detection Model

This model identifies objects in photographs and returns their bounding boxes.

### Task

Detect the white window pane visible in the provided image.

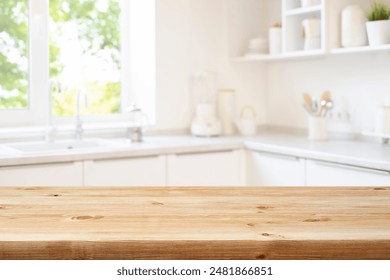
[49,0,121,117]
[0,0,29,110]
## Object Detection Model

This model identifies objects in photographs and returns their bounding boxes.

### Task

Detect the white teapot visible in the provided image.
[235,106,257,136]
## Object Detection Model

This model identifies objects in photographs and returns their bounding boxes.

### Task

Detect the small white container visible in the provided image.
[248,38,268,54]
[269,27,282,55]
[375,106,390,135]
[308,117,328,141]
[342,5,368,48]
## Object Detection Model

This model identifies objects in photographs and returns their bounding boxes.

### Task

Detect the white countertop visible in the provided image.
[0,131,389,171]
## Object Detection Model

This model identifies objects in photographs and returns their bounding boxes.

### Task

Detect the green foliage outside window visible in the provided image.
[0,0,29,109]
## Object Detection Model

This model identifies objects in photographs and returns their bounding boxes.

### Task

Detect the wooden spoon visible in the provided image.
[303,92,314,114]
[321,90,331,101]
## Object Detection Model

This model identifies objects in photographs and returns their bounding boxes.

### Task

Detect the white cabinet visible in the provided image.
[306,160,390,186]
[246,150,306,186]
[83,155,166,186]
[283,0,326,54]
[167,150,244,186]
[0,161,83,187]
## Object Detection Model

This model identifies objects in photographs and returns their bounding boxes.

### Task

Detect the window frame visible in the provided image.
[0,0,156,128]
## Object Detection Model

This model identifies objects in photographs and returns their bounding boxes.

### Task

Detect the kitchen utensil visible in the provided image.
[303,92,316,115]
[321,90,331,101]
[317,91,331,116]
[323,99,334,117]
[235,106,257,136]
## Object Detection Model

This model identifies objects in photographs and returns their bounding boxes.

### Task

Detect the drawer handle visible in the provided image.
[175,149,235,156]
[252,150,300,161]
[0,161,76,169]
[92,155,160,163]
[314,161,390,176]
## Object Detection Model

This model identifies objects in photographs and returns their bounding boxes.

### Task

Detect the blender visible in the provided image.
[190,71,222,137]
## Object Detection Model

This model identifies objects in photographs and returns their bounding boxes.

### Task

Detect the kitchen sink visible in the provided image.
[5,139,121,154]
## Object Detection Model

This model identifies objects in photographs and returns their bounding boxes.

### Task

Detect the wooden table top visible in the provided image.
[0,187,389,260]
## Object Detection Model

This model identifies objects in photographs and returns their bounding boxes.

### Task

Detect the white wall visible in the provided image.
[155,0,267,131]
[266,49,390,133]
[155,0,390,135]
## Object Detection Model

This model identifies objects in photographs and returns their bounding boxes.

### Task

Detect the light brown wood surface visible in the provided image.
[0,187,389,260]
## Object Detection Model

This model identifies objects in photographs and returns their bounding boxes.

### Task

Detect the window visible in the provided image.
[0,0,155,126]
[50,0,121,117]
[0,0,29,110]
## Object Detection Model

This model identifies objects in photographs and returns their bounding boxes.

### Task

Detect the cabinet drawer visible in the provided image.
[306,160,390,186]
[0,162,83,187]
[167,150,243,186]
[246,150,305,186]
[84,155,166,186]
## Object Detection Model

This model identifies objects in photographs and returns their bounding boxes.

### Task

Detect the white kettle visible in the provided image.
[235,106,257,136]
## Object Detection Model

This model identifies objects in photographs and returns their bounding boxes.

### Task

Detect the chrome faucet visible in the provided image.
[46,79,61,142]
[75,89,88,140]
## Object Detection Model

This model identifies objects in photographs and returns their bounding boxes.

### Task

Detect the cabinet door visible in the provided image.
[0,162,83,187]
[246,150,305,186]
[167,150,243,186]
[84,155,166,186]
[306,160,390,186]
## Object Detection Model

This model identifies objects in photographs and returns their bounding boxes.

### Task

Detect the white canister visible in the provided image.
[342,5,368,48]
[301,18,321,50]
[269,27,282,55]
[308,116,328,141]
[375,106,390,135]
[301,0,321,7]
[217,89,235,135]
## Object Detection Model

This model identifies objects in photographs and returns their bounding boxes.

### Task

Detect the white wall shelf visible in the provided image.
[331,44,390,55]
[232,45,390,63]
[232,49,325,62]
[229,0,390,63]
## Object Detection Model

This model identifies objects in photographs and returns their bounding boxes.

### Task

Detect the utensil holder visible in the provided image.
[308,116,327,141]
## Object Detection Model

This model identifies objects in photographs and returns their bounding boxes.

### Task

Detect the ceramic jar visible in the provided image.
[301,17,321,50]
[342,5,368,48]
[269,27,282,55]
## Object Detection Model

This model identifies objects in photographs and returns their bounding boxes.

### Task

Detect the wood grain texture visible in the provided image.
[0,187,389,260]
